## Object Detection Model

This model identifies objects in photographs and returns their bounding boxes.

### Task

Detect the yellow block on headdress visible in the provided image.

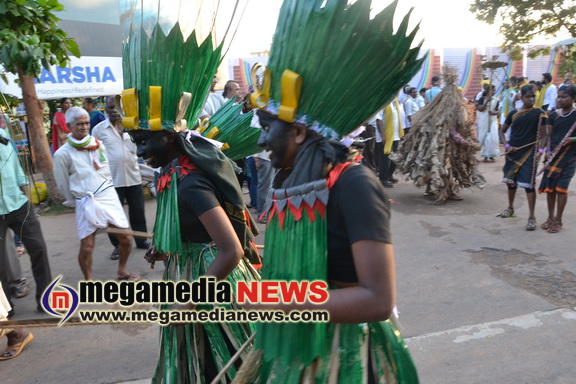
[278,69,302,123]
[174,92,192,132]
[122,89,139,129]
[149,86,162,131]
[250,63,271,109]
[206,126,220,139]
[197,118,210,134]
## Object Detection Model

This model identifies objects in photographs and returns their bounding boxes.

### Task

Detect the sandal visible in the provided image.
[497,207,515,218]
[118,273,142,282]
[448,194,464,201]
[547,220,562,233]
[10,279,30,299]
[526,217,537,231]
[541,218,553,230]
[0,331,34,360]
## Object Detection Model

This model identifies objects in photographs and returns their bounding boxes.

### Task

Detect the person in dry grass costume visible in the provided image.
[394,69,485,202]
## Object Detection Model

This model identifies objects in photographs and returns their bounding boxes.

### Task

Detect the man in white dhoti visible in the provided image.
[54,107,140,281]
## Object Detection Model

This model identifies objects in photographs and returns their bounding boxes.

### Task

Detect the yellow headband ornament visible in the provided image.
[174,92,192,132]
[121,88,139,129]
[250,63,271,109]
[278,69,302,123]
[148,86,162,131]
[249,64,303,124]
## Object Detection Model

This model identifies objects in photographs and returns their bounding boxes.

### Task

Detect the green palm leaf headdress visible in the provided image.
[251,0,425,139]
[117,0,259,159]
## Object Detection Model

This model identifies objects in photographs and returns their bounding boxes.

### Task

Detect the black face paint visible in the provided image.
[129,130,172,168]
[257,116,298,169]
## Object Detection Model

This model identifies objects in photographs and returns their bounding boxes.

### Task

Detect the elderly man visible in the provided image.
[92,96,150,259]
[54,107,140,281]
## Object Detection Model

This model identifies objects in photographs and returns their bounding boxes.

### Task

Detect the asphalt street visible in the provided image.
[2,153,575,384]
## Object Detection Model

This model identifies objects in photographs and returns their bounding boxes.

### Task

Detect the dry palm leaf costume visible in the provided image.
[394,68,485,203]
[232,0,422,382]
[119,1,261,382]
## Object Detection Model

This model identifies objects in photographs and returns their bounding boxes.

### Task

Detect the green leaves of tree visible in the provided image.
[0,0,80,82]
[470,0,576,59]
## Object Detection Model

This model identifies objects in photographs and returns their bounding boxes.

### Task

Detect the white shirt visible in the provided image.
[383,104,402,141]
[404,97,420,128]
[543,83,557,110]
[92,119,142,188]
[368,111,383,143]
[201,92,226,117]
[416,95,426,109]
[54,141,114,206]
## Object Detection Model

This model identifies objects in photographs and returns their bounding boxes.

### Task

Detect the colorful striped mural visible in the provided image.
[459,48,477,95]
[416,50,433,90]
[547,47,561,78]
[235,57,270,89]
[240,59,251,87]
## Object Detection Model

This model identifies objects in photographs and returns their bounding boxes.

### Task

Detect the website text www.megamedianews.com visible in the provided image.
[78,308,329,326]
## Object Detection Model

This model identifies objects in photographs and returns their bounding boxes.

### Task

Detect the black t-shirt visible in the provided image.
[327,165,392,282]
[177,171,224,243]
[504,108,547,146]
[548,111,576,149]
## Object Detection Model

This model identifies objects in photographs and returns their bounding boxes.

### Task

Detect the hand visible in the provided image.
[506,146,516,154]
[144,247,169,269]
[561,137,576,147]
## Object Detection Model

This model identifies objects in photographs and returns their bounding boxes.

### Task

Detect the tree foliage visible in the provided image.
[0,0,80,83]
[0,0,80,204]
[470,0,576,59]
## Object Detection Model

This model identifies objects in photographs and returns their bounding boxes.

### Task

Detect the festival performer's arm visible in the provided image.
[178,174,245,281]
[170,189,244,315]
[449,126,467,145]
[544,122,553,159]
[538,113,549,151]
[243,171,396,323]
[323,240,396,323]
[199,207,244,280]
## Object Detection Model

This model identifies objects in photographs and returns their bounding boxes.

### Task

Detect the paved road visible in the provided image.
[3,155,575,383]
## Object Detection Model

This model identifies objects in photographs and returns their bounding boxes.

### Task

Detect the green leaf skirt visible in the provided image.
[152,243,259,384]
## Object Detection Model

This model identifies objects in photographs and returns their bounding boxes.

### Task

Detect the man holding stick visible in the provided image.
[54,107,140,281]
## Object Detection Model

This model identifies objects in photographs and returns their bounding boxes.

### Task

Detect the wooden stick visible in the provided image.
[105,228,264,249]
[0,317,128,329]
[500,141,537,156]
[105,227,153,238]
[210,332,256,384]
